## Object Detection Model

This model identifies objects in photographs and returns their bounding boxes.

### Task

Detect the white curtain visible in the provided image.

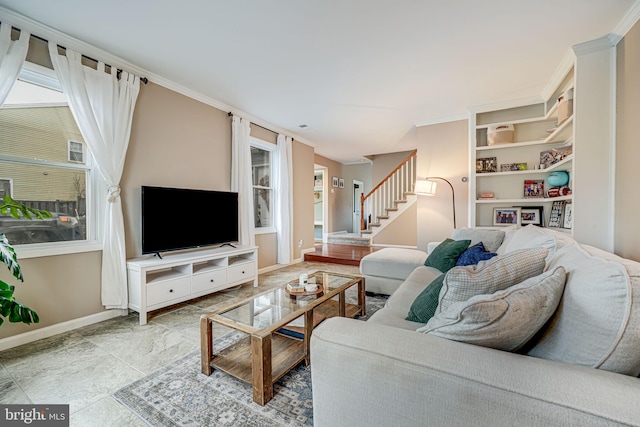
[0,22,29,105]
[231,116,255,247]
[275,134,293,264]
[48,43,140,310]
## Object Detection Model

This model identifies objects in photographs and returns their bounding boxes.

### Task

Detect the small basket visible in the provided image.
[557,89,574,125]
[487,124,515,146]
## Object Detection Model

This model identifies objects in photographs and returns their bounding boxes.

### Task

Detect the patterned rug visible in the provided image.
[113,293,388,427]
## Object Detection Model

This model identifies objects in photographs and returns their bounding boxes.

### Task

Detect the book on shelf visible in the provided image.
[478,191,495,200]
[276,313,327,340]
[286,283,305,293]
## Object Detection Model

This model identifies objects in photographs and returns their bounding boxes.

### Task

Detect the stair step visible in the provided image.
[370,223,381,227]
[377,215,389,220]
[395,199,407,204]
[386,208,398,212]
[361,230,372,234]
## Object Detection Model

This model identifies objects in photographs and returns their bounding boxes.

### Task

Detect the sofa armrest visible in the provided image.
[310,317,640,427]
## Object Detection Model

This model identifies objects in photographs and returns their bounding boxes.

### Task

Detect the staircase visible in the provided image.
[359,151,417,244]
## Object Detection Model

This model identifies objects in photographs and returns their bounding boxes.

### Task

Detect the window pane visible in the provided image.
[0,76,89,245]
[251,147,270,187]
[0,162,86,244]
[253,188,272,228]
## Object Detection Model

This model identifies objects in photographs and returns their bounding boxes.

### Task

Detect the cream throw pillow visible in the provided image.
[418,267,566,351]
[436,247,548,315]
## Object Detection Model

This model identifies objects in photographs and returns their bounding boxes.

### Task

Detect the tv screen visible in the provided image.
[141,186,239,254]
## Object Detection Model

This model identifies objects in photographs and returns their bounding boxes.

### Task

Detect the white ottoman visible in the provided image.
[359,248,428,295]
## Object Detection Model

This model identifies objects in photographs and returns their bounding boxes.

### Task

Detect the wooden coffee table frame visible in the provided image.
[200,271,365,405]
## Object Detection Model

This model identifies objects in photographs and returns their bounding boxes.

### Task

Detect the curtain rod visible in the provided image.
[228,112,289,138]
[23,30,148,84]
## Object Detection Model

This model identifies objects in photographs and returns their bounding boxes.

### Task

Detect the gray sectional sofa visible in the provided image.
[310,226,640,426]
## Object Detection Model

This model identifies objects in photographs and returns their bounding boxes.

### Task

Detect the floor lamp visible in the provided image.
[414,177,457,229]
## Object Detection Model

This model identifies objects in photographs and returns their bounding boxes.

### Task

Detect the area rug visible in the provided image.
[113,293,388,427]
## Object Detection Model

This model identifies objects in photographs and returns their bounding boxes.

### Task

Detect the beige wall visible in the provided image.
[415,120,469,250]
[122,82,232,258]
[615,19,640,261]
[0,251,102,339]
[293,141,316,257]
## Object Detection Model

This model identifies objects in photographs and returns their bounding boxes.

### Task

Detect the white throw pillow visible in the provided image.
[418,267,566,351]
[527,243,640,375]
[436,247,548,315]
[496,225,556,263]
[451,228,506,253]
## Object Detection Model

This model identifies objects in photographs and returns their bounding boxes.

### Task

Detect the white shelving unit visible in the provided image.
[469,65,575,230]
[127,245,258,325]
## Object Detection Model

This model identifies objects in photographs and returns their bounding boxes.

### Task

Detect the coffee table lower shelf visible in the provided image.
[210,334,305,385]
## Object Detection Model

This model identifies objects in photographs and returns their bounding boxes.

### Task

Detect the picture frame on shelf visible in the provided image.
[500,163,528,172]
[519,206,544,226]
[476,157,497,174]
[493,207,521,226]
[563,202,573,229]
[332,176,339,187]
[524,180,544,198]
[338,178,345,189]
[548,200,566,228]
[540,145,573,169]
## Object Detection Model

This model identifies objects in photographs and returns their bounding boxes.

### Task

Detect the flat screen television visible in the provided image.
[141,186,239,255]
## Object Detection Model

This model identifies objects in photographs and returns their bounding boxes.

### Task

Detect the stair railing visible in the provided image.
[360,151,417,231]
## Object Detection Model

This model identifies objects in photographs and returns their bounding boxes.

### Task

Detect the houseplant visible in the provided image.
[0,195,51,327]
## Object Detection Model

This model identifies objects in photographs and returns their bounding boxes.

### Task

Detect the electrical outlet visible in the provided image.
[297,239,303,248]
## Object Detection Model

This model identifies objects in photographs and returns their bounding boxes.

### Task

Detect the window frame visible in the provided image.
[0,61,102,259]
[249,137,276,235]
[68,140,85,163]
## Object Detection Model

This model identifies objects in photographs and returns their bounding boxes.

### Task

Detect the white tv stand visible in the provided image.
[127,245,258,325]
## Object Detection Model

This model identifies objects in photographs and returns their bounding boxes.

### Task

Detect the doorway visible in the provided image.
[353,179,364,233]
[314,167,327,242]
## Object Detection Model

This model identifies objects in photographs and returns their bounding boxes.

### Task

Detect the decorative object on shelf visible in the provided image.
[415,177,457,228]
[478,191,495,200]
[547,186,572,198]
[524,180,544,198]
[492,207,521,226]
[518,206,544,226]
[476,157,497,173]
[562,202,573,229]
[500,163,528,172]
[548,200,566,228]
[332,176,339,187]
[487,124,515,146]
[540,145,573,169]
[338,178,345,189]
[314,178,323,188]
[547,171,570,187]
[557,88,574,125]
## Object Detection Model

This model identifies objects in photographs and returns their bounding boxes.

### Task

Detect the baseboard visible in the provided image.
[370,243,418,249]
[0,309,127,352]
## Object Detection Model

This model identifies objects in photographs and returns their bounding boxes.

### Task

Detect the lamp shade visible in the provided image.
[415,180,437,196]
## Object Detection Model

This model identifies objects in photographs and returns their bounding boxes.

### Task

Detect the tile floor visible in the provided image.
[0,261,359,427]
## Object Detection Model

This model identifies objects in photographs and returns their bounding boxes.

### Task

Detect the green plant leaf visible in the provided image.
[0,234,23,281]
[0,280,13,300]
[9,304,21,323]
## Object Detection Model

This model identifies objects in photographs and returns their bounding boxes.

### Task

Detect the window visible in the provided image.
[0,64,94,247]
[250,138,275,231]
[68,140,84,163]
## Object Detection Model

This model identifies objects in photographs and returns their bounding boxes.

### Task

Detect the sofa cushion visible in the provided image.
[436,247,548,315]
[405,274,445,323]
[384,266,442,316]
[424,238,470,273]
[451,228,505,253]
[417,267,566,351]
[526,243,640,376]
[496,224,557,263]
[455,242,497,266]
[360,248,428,281]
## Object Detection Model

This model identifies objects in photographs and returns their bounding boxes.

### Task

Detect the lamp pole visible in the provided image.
[425,177,456,229]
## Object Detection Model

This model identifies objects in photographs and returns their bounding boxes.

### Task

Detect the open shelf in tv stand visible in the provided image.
[127,245,258,325]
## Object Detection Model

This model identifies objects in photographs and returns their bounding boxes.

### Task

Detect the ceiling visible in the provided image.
[0,1,636,164]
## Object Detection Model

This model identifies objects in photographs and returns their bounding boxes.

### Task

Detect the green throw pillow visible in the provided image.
[424,238,471,273]
[406,274,446,323]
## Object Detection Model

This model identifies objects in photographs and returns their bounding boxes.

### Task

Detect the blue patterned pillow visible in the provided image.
[456,242,497,266]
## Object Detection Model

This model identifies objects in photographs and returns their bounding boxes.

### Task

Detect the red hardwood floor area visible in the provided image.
[304,243,383,266]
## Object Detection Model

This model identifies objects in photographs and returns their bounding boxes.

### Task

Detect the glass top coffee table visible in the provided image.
[200,271,365,405]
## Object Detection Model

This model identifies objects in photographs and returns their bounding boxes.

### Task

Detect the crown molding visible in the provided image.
[609,0,640,45]
[572,35,615,57]
[467,95,543,115]
[540,49,576,101]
